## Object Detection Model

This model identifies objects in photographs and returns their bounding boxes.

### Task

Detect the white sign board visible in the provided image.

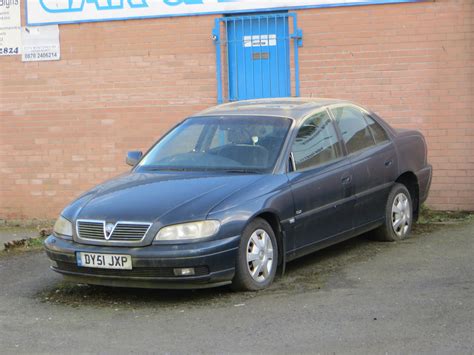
[0,0,21,55]
[244,34,277,48]
[26,0,425,26]
[21,25,60,61]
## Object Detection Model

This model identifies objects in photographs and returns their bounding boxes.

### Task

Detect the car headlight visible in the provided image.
[155,221,220,241]
[53,215,73,239]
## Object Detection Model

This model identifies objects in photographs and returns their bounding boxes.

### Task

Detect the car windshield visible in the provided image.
[137,116,291,173]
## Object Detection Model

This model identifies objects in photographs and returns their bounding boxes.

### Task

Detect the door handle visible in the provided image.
[385,159,393,167]
[341,175,352,185]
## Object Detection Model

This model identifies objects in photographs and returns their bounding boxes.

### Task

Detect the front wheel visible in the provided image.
[371,183,413,242]
[231,218,278,291]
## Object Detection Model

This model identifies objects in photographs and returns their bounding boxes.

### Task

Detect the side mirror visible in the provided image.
[126,151,143,167]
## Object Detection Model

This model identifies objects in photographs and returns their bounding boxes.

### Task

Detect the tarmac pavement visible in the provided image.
[0,220,473,354]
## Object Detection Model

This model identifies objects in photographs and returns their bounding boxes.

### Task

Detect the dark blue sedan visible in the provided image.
[45,98,432,291]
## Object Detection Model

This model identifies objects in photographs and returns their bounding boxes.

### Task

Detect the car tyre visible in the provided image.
[231,218,278,291]
[370,183,413,242]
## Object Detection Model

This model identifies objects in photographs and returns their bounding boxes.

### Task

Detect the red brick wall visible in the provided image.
[297,0,474,211]
[0,0,472,219]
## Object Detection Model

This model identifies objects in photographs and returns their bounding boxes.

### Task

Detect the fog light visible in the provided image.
[50,260,58,268]
[173,268,195,276]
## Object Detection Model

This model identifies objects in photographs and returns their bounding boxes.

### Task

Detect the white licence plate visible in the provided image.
[77,252,132,270]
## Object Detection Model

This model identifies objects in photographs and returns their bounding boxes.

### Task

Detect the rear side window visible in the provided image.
[331,106,375,154]
[364,114,389,144]
[292,110,341,170]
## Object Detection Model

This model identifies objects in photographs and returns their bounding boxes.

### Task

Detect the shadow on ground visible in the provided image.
[35,220,449,311]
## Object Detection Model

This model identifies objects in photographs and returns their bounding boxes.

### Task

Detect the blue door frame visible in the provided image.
[213,13,303,104]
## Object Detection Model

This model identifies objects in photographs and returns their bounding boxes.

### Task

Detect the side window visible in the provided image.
[364,114,389,144]
[331,106,375,154]
[292,110,341,171]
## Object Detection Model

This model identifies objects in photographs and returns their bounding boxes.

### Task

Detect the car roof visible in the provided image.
[192,97,351,121]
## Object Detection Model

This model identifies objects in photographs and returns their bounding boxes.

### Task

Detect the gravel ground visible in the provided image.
[0,220,473,354]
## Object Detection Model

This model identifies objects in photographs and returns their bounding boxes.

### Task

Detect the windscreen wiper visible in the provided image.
[223,169,262,174]
[146,167,192,172]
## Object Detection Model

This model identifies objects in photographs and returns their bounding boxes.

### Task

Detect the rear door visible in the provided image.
[330,105,398,228]
[288,109,355,252]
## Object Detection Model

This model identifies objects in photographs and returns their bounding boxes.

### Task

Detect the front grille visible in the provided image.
[111,223,150,241]
[77,220,104,240]
[56,262,210,278]
[77,220,151,242]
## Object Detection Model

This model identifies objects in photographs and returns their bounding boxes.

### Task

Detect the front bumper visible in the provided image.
[44,235,240,289]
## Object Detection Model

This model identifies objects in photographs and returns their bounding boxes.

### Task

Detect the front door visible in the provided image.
[226,14,291,101]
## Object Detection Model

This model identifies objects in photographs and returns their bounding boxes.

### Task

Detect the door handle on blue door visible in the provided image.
[341,175,352,185]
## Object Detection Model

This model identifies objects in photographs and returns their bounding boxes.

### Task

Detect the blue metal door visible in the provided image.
[227,15,289,101]
[213,14,302,103]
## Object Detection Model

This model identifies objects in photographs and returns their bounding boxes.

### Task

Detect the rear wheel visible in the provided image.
[371,183,413,242]
[231,218,278,291]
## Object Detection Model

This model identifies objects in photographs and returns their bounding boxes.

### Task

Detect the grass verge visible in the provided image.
[3,236,48,252]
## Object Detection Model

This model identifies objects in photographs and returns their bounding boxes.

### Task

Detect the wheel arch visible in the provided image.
[395,171,420,221]
[253,211,285,268]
